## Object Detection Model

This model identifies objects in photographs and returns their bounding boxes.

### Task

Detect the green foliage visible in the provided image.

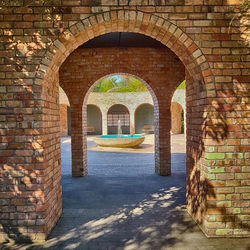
[240,0,250,12]
[93,76,147,93]
[93,77,114,92]
[93,77,185,92]
[177,80,186,89]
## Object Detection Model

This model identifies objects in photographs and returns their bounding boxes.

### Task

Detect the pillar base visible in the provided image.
[72,171,87,177]
[155,163,171,176]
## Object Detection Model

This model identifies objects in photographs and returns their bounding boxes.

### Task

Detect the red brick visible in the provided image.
[212,34,231,41]
[0,5,249,240]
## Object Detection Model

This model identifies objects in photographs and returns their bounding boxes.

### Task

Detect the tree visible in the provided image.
[93,76,147,93]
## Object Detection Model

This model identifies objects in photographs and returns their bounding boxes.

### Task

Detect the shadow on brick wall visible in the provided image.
[187,77,249,235]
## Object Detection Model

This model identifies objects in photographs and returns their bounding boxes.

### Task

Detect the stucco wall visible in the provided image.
[60,89,185,108]
[87,104,102,135]
[135,103,154,134]
[60,90,186,135]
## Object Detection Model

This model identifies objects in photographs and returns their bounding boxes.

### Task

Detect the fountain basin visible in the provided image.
[93,135,145,148]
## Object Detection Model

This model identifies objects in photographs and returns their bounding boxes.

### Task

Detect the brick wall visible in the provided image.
[0,1,249,242]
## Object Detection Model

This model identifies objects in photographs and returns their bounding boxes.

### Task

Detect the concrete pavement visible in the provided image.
[2,135,249,250]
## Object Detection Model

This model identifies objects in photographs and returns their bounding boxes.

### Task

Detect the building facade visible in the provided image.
[59,90,185,136]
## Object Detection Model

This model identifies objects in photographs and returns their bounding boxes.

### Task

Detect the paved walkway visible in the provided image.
[2,135,249,249]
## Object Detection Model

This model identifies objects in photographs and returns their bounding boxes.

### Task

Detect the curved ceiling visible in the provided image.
[80,32,165,48]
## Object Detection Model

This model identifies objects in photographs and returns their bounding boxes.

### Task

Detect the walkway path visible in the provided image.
[3,135,249,249]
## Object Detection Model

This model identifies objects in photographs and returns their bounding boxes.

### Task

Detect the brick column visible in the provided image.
[155,99,171,176]
[70,102,87,177]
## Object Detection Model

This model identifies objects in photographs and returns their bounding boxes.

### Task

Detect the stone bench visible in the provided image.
[87,126,95,134]
[142,125,154,134]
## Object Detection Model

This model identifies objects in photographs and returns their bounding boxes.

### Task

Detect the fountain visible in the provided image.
[93,119,145,148]
[117,119,122,137]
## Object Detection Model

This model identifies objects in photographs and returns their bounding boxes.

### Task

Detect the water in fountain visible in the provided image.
[117,119,122,137]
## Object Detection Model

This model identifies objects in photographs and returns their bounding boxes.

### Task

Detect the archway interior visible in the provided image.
[107,104,130,134]
[83,73,158,178]
[87,104,102,135]
[83,73,158,139]
[81,32,165,48]
[57,29,208,236]
[135,104,154,134]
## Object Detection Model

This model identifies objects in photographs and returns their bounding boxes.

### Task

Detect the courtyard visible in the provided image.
[4,135,249,249]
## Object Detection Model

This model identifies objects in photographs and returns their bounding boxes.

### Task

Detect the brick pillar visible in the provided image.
[70,102,87,177]
[155,99,171,176]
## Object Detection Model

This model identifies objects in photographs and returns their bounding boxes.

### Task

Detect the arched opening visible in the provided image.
[171,102,183,134]
[83,73,158,179]
[87,104,102,135]
[3,10,228,243]
[59,86,72,177]
[42,23,209,239]
[55,26,208,240]
[135,103,154,134]
[107,104,130,135]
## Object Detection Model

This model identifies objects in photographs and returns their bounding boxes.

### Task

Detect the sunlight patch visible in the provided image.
[129,207,144,216]
[65,242,80,249]
[62,138,71,144]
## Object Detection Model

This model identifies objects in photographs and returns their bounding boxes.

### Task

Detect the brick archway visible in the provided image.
[37,10,214,91]
[2,10,230,242]
[60,45,185,177]
[37,11,215,239]
[82,72,159,174]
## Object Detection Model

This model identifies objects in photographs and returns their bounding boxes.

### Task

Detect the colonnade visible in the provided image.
[60,90,186,136]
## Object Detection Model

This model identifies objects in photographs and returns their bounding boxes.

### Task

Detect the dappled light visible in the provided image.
[186,74,250,235]
[204,77,249,143]
[36,186,195,249]
[227,0,250,47]
[0,1,249,244]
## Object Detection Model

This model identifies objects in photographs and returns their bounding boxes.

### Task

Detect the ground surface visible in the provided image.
[2,135,250,250]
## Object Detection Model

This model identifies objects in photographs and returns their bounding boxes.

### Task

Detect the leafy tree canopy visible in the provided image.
[177,80,185,90]
[59,77,185,93]
[93,76,147,93]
